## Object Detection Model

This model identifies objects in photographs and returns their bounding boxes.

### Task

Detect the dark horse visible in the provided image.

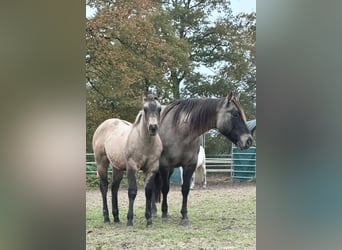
[93,94,162,226]
[154,92,253,225]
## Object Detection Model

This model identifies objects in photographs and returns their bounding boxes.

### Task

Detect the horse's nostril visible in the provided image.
[247,137,253,146]
[149,124,158,133]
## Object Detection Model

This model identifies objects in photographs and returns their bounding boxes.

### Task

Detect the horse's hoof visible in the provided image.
[161,215,168,223]
[152,212,158,218]
[114,219,120,223]
[127,221,133,227]
[180,218,189,226]
[104,221,110,225]
[146,220,153,228]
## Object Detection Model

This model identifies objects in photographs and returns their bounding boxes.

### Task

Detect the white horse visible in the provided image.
[190,146,206,189]
[179,146,207,189]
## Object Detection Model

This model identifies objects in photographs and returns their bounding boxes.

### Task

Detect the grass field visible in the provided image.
[86,177,255,250]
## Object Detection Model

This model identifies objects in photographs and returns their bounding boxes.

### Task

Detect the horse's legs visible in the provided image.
[97,158,110,224]
[151,191,157,217]
[160,166,171,220]
[180,163,196,225]
[144,170,157,227]
[111,168,123,223]
[126,166,137,226]
[190,169,196,189]
[202,164,207,188]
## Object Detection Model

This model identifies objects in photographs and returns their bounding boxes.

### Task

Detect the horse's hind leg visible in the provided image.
[202,164,207,188]
[126,163,138,226]
[97,158,110,224]
[111,168,123,223]
[151,192,157,218]
[151,172,161,218]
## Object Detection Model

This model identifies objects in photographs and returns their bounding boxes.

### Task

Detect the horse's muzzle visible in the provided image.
[148,124,158,136]
[237,134,253,150]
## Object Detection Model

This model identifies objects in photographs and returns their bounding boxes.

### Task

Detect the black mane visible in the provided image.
[161,98,223,131]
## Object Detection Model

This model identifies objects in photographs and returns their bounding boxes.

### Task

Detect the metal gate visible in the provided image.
[232,146,256,181]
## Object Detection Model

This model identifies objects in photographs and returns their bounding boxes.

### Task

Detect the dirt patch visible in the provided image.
[87,182,255,208]
[86,176,255,209]
[86,176,256,249]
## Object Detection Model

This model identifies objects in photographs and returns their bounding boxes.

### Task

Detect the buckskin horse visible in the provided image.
[93,94,162,227]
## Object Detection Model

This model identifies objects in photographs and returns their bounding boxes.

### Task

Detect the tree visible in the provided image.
[85,0,256,151]
[86,0,191,150]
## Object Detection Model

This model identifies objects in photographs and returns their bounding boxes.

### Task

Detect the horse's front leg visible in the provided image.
[126,163,138,226]
[111,168,123,223]
[160,165,171,220]
[144,169,158,227]
[180,164,196,225]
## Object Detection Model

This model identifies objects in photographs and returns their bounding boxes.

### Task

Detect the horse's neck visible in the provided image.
[199,118,217,136]
[192,98,220,137]
[136,116,147,137]
[191,113,217,139]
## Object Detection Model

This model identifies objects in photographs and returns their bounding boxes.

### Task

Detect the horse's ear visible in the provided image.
[143,90,152,102]
[227,92,234,102]
[156,91,163,102]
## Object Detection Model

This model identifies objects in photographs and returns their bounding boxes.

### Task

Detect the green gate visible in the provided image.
[232,146,256,181]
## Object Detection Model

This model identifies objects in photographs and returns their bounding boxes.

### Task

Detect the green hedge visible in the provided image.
[86,170,145,189]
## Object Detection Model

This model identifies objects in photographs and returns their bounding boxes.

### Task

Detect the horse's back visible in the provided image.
[93,118,131,169]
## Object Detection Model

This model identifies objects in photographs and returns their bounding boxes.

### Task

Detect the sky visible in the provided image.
[230,0,256,14]
[86,0,256,18]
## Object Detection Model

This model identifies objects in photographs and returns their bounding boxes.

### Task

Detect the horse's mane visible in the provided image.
[134,111,143,125]
[161,98,223,131]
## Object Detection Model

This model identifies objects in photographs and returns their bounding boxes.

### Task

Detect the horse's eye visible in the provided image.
[143,107,148,113]
[157,107,161,113]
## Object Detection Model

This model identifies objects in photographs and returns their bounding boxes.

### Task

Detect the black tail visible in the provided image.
[153,171,162,203]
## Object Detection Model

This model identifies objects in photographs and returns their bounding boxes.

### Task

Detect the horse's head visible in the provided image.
[217,92,253,150]
[143,94,162,136]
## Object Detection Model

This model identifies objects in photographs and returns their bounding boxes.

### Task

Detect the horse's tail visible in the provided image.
[153,171,162,203]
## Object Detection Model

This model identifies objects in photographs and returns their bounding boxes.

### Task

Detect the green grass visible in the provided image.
[86,184,256,249]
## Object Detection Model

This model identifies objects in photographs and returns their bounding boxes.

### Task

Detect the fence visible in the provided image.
[231,146,256,181]
[205,156,232,173]
[86,153,232,175]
